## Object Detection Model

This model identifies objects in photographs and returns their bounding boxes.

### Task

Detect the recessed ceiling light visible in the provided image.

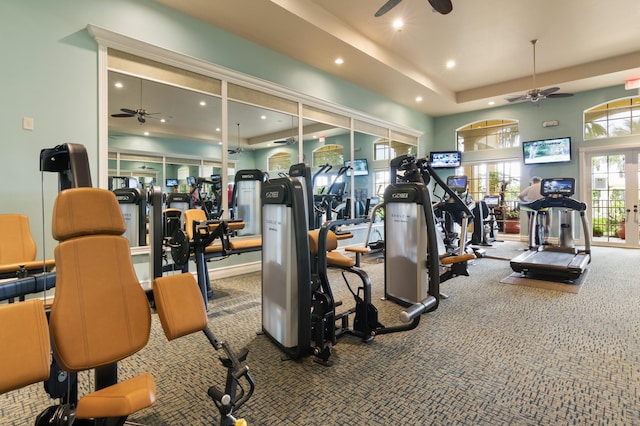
[335,57,344,65]
[160,118,166,123]
[488,101,495,106]
[199,101,206,106]
[261,115,267,120]
[446,60,456,69]
[218,141,222,145]
[143,131,149,136]
[216,127,221,132]
[415,96,423,102]
[114,82,123,89]
[392,19,404,31]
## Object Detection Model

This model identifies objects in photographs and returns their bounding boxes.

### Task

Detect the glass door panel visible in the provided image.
[589,150,639,247]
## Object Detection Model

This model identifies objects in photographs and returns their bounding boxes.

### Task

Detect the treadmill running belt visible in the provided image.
[510,250,590,281]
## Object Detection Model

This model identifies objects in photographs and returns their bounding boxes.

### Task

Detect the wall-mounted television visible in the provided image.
[165,178,179,187]
[429,151,462,168]
[522,137,571,165]
[344,159,369,176]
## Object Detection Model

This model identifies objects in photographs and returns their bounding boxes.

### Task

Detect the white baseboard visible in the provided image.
[208,261,261,280]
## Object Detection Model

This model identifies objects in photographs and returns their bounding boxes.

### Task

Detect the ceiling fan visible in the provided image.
[111,79,160,124]
[134,163,156,171]
[506,40,574,104]
[274,118,298,145]
[274,136,297,145]
[375,0,452,17]
[228,123,244,155]
[111,108,160,124]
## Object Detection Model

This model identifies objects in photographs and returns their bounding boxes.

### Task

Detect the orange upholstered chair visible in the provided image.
[49,187,155,421]
[0,299,51,395]
[153,272,254,424]
[0,214,55,277]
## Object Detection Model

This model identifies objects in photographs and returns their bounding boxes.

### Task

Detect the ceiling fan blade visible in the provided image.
[547,92,574,99]
[506,94,528,103]
[539,87,560,97]
[274,137,296,145]
[120,108,138,115]
[111,113,135,118]
[428,0,453,15]
[375,0,402,17]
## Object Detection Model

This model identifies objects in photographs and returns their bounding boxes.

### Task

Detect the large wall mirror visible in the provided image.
[96,34,421,251]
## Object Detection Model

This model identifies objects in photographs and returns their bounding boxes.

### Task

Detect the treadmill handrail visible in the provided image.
[521,196,586,212]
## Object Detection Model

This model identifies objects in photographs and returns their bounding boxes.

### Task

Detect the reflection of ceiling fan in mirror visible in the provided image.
[274,136,297,145]
[228,123,244,155]
[375,0,452,17]
[134,163,157,171]
[110,79,160,124]
[274,116,298,145]
[111,108,160,124]
[506,40,574,104]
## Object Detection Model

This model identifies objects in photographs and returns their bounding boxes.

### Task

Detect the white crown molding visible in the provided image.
[86,24,422,139]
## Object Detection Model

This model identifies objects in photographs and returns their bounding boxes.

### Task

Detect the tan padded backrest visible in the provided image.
[0,299,51,394]
[183,209,206,240]
[0,214,37,264]
[153,273,208,341]
[49,188,150,372]
[308,229,338,255]
[52,188,126,241]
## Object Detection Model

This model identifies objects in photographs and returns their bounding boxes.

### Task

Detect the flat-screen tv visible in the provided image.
[186,176,196,185]
[165,178,179,187]
[429,151,462,168]
[344,159,369,176]
[522,137,571,165]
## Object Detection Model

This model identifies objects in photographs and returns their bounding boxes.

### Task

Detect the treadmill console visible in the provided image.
[540,178,575,197]
[446,175,468,193]
[483,196,499,208]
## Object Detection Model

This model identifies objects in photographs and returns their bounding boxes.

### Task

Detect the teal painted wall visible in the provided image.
[433,85,639,189]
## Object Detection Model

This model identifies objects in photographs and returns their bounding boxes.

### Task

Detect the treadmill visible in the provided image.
[510,178,591,282]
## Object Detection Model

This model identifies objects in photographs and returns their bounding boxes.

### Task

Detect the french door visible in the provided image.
[586,148,640,247]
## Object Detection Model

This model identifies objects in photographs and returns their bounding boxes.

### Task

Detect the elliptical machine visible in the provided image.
[388,155,477,283]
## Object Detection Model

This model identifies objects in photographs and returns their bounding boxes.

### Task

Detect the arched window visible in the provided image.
[584,96,640,139]
[312,144,344,167]
[267,152,292,173]
[454,119,521,232]
[373,138,416,161]
[456,119,519,152]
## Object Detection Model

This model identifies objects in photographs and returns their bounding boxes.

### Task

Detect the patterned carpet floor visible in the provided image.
[2,241,639,425]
